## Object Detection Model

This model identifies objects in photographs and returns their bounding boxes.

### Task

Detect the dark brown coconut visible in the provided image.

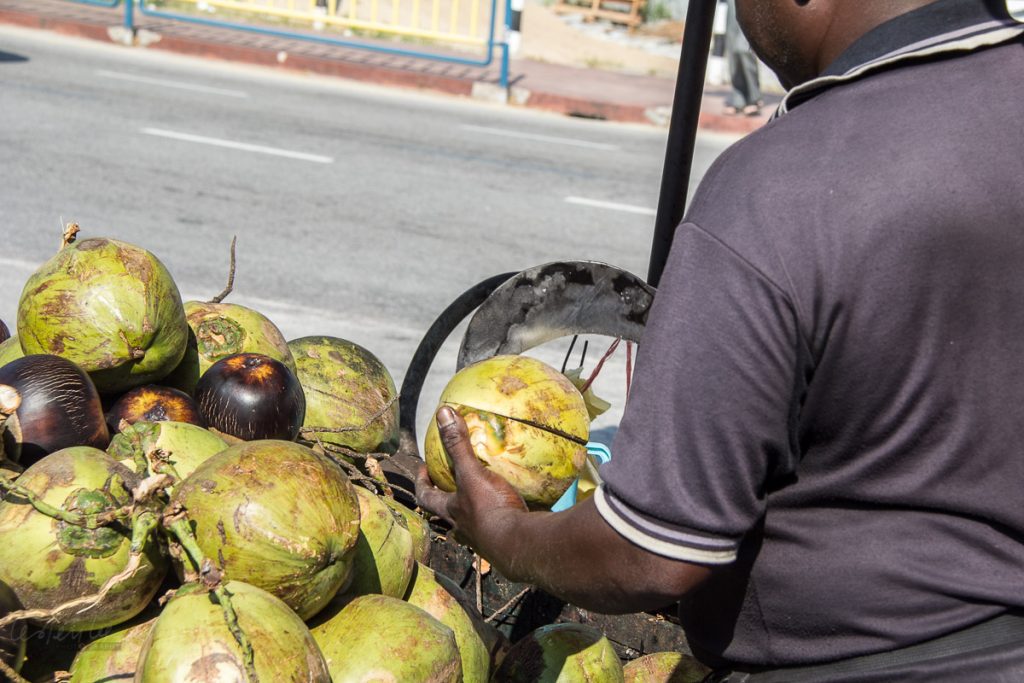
[0,355,109,465]
[105,384,206,434]
[0,319,9,345]
[195,353,305,441]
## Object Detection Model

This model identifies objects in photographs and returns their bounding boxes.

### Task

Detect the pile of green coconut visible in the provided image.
[0,228,707,683]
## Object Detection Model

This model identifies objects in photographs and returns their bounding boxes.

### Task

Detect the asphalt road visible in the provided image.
[0,24,737,442]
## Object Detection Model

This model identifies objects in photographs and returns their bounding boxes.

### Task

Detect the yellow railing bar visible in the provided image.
[371,0,379,24]
[412,0,421,28]
[470,0,479,38]
[449,0,459,35]
[431,0,440,32]
[171,0,489,44]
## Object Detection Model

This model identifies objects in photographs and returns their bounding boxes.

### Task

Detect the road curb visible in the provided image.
[0,7,765,133]
[0,5,113,42]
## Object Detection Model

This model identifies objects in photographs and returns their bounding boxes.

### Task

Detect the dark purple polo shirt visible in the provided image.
[596,0,1024,670]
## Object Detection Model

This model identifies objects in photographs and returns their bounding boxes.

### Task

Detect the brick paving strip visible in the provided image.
[0,0,773,129]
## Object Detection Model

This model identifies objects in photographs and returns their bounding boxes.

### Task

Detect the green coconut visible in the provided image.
[107,420,228,484]
[288,335,400,454]
[623,651,710,683]
[382,495,432,564]
[165,301,295,394]
[17,238,188,395]
[310,593,461,682]
[68,612,157,682]
[0,447,166,631]
[404,563,491,683]
[136,580,330,682]
[494,623,625,683]
[0,580,26,676]
[424,355,589,509]
[0,336,24,368]
[432,570,511,672]
[335,485,415,602]
[170,440,360,620]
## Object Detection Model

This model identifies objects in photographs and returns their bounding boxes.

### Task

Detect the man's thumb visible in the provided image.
[436,406,480,478]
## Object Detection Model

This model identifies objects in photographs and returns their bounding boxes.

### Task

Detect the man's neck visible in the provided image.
[814,0,938,75]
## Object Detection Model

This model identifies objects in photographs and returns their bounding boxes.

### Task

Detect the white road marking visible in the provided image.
[140,128,334,164]
[460,124,619,151]
[0,256,41,272]
[564,196,656,216]
[96,69,249,98]
[179,292,423,339]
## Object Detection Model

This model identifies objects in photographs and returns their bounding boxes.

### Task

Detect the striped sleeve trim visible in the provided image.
[594,486,739,565]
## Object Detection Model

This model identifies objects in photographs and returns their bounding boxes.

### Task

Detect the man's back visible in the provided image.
[599,3,1024,672]
[685,37,1024,664]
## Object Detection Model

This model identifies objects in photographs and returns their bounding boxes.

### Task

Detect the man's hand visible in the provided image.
[416,406,711,614]
[415,406,529,553]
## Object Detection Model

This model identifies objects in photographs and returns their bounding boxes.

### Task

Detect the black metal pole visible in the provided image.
[647,0,718,288]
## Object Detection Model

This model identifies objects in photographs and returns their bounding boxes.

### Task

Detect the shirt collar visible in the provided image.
[823,0,1018,77]
[773,0,1023,117]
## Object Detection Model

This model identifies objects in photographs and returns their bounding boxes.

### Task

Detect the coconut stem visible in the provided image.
[298,396,398,438]
[0,656,30,683]
[145,448,184,487]
[60,222,80,250]
[311,443,415,501]
[474,555,484,614]
[213,584,259,682]
[485,587,532,624]
[0,479,132,529]
[130,510,159,553]
[164,515,261,682]
[210,236,238,304]
[163,516,205,575]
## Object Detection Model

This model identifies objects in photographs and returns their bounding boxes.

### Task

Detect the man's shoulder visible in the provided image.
[682,109,827,246]
[688,44,1018,240]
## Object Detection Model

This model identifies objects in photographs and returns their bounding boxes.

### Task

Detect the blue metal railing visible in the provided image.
[112,0,511,89]
[68,0,121,7]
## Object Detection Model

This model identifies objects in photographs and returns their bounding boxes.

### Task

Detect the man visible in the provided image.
[723,0,763,116]
[417,0,1024,679]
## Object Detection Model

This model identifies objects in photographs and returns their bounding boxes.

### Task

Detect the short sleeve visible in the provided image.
[596,222,801,564]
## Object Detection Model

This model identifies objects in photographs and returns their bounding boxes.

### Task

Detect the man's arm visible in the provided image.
[416,406,711,615]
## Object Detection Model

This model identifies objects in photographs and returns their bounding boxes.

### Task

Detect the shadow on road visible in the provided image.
[0,51,28,63]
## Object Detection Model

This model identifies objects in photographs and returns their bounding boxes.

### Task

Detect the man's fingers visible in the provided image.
[436,406,485,483]
[414,460,454,523]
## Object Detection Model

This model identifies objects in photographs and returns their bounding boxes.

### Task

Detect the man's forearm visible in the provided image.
[475,497,710,615]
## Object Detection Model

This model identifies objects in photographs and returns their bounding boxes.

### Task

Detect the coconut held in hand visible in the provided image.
[17,238,188,394]
[424,355,589,508]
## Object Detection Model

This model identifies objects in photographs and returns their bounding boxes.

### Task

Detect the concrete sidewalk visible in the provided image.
[0,0,776,131]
